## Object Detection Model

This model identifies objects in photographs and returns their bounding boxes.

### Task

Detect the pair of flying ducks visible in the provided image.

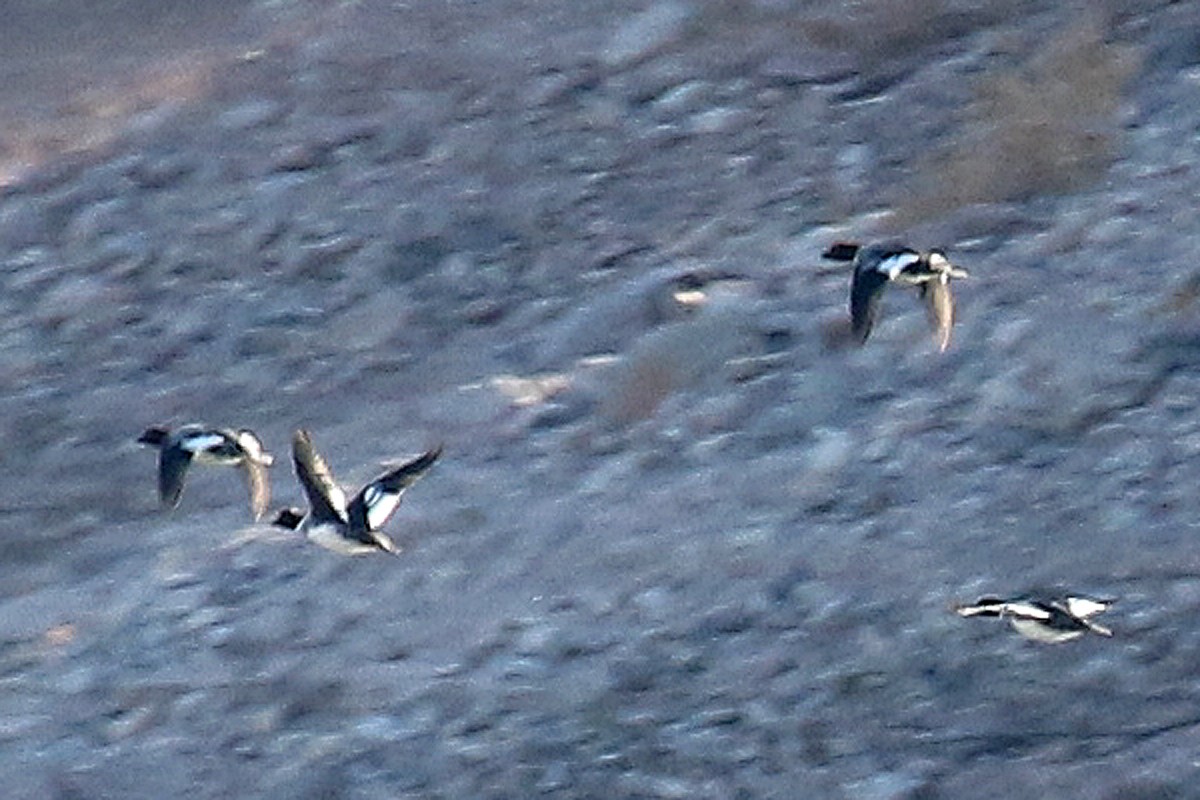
[826,244,1116,643]
[138,424,440,555]
[823,241,969,352]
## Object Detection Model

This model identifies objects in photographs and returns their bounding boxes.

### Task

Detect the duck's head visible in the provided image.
[822,242,862,262]
[137,426,170,447]
[273,507,305,530]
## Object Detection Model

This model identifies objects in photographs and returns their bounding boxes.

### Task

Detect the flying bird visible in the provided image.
[822,241,969,351]
[273,429,441,555]
[137,424,273,520]
[954,594,1116,643]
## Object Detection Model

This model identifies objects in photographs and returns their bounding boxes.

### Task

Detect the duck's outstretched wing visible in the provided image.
[347,446,443,533]
[291,430,348,523]
[921,279,954,353]
[243,459,271,521]
[158,445,193,509]
[1073,615,1113,637]
[953,597,1006,618]
[1000,600,1054,621]
[849,266,889,345]
[1050,598,1114,637]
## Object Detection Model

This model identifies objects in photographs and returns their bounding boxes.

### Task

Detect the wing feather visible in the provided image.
[849,267,889,345]
[291,430,348,523]
[347,446,442,532]
[158,446,192,508]
[921,279,954,352]
[244,460,270,521]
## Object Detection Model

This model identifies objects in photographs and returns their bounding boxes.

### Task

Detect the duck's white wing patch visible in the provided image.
[876,253,920,279]
[954,602,1001,617]
[1064,597,1111,619]
[1002,601,1052,620]
[362,484,402,531]
[327,484,348,516]
[180,433,225,454]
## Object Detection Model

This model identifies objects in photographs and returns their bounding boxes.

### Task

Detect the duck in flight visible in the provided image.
[822,241,969,352]
[954,594,1115,643]
[273,429,441,555]
[137,424,274,520]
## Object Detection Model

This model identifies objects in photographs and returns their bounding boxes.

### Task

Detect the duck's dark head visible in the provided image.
[273,508,305,530]
[137,426,170,446]
[822,242,861,262]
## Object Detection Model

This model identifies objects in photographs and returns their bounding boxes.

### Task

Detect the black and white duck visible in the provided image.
[954,594,1115,643]
[823,241,969,352]
[273,429,441,555]
[137,424,273,520]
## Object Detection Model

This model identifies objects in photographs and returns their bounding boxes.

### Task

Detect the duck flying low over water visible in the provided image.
[954,594,1116,643]
[137,424,274,520]
[822,242,969,352]
[273,429,441,555]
